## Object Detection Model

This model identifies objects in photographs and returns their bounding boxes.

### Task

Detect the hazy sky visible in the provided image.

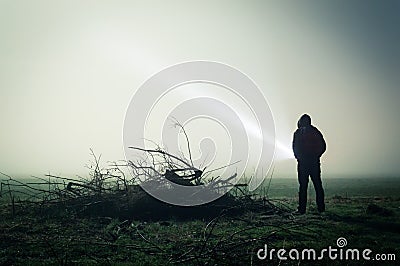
[1,0,399,178]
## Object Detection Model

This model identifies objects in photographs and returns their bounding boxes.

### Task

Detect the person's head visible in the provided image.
[297,114,311,128]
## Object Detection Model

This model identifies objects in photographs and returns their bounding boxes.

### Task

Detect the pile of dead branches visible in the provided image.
[0,141,245,219]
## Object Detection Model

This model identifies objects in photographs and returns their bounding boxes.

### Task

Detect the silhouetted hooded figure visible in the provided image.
[292,114,326,214]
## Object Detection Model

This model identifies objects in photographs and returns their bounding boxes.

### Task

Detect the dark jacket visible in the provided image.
[292,125,326,161]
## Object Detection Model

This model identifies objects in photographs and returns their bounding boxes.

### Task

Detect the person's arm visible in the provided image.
[292,131,299,160]
[319,130,326,156]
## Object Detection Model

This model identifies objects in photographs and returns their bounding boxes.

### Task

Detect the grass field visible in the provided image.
[264,176,400,198]
[1,177,399,265]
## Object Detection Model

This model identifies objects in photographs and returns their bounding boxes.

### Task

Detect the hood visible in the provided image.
[297,114,311,128]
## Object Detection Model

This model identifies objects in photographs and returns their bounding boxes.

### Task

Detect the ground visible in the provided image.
[0,177,399,265]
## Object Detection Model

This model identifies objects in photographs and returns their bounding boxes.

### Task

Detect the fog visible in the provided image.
[1,0,399,178]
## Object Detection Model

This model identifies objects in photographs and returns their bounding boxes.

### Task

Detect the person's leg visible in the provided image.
[310,161,325,212]
[297,162,309,214]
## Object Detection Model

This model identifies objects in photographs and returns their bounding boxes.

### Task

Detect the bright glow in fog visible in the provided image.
[275,140,295,160]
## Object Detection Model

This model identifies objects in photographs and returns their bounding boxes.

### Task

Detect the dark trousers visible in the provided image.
[297,159,325,213]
